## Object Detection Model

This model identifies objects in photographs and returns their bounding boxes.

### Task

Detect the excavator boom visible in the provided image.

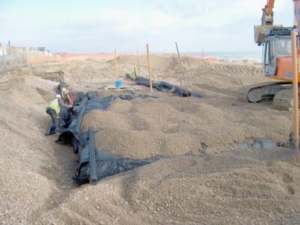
[265,0,275,13]
[262,0,275,25]
[255,0,277,45]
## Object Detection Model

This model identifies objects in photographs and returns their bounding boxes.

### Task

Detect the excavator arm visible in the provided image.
[262,0,275,25]
[255,0,277,45]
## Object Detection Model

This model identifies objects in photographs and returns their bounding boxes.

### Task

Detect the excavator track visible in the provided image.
[246,81,291,103]
[273,88,294,110]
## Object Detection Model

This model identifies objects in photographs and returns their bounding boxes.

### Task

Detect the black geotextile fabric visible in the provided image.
[128,75,202,98]
[75,130,153,185]
[57,91,157,185]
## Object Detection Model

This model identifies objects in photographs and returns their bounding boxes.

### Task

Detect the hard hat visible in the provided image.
[62,87,69,94]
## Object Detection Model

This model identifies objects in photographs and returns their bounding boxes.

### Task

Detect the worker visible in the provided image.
[46,92,75,135]
[45,94,61,135]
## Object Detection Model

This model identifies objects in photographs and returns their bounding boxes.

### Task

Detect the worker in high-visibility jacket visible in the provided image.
[46,94,62,135]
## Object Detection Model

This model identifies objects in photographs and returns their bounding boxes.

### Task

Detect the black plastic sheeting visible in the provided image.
[75,129,154,185]
[57,91,158,185]
[127,75,202,98]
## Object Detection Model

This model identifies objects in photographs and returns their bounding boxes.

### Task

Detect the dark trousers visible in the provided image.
[59,107,72,128]
[46,107,58,135]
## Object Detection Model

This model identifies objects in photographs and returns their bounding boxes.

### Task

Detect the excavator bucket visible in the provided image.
[254,25,285,45]
[255,25,271,45]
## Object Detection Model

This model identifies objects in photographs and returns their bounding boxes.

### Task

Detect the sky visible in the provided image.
[0,0,294,53]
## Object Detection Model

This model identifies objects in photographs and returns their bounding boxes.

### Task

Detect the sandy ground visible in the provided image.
[0,55,300,225]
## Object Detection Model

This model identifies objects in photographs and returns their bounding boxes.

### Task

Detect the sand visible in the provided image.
[0,55,300,225]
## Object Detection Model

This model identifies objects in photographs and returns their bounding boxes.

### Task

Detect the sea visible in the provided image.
[185,51,262,62]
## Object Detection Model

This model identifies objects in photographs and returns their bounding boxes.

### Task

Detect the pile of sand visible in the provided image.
[81,90,290,159]
[0,55,299,225]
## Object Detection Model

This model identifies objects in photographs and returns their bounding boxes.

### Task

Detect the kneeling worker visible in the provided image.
[46,94,61,135]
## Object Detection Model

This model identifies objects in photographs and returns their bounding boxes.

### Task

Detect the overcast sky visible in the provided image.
[0,0,294,53]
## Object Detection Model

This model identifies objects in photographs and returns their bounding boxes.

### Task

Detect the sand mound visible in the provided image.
[81,91,290,159]
[81,97,203,158]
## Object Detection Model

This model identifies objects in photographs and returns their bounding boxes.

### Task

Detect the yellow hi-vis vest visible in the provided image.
[48,99,60,115]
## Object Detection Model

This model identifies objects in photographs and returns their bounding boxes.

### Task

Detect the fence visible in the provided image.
[0,46,55,73]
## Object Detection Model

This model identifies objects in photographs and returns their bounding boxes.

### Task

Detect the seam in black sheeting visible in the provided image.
[126,75,202,98]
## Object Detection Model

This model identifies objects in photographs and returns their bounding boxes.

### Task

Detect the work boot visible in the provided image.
[45,126,56,136]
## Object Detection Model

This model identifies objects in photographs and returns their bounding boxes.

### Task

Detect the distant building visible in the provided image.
[0,43,7,57]
[37,47,46,52]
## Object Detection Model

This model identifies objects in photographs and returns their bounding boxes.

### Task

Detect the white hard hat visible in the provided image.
[62,87,69,94]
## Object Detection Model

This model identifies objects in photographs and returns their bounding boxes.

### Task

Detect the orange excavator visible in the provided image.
[247,0,300,108]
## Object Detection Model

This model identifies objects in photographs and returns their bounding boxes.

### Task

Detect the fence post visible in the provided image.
[292,30,299,151]
[114,49,118,77]
[175,42,184,88]
[146,44,153,92]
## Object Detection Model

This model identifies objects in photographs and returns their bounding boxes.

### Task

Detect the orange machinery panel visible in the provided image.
[276,56,293,80]
[275,56,300,82]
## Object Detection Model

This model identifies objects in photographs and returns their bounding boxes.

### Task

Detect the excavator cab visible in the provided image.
[262,27,292,76]
[263,35,291,76]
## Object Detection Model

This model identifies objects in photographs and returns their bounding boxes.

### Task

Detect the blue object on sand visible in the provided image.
[115,80,123,89]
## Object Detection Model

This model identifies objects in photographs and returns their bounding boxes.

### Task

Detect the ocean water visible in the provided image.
[186,51,262,61]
